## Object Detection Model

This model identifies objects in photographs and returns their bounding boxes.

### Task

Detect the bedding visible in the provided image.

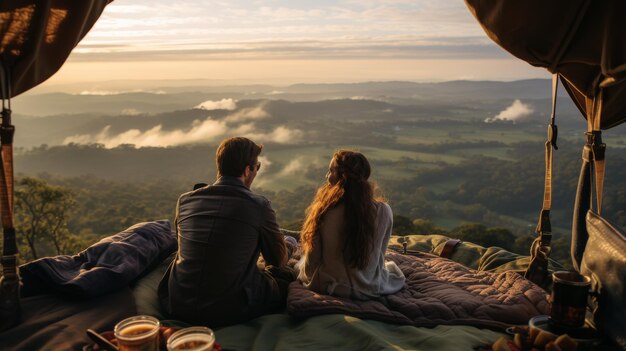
[0,234,542,350]
[19,220,176,298]
[287,251,549,330]
[214,314,503,351]
[387,234,564,273]
[133,258,504,350]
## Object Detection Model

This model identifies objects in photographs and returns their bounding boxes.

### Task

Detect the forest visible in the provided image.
[7,80,626,270]
[7,139,626,269]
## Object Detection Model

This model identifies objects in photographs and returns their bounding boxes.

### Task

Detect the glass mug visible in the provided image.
[166,326,215,351]
[113,315,161,351]
[550,271,591,329]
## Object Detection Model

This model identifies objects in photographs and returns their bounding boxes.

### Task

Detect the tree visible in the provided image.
[393,215,414,235]
[485,227,516,251]
[451,223,488,239]
[15,177,77,260]
[513,234,536,255]
[412,218,437,234]
[451,223,515,251]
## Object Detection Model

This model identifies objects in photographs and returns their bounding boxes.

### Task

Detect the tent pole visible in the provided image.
[0,60,20,331]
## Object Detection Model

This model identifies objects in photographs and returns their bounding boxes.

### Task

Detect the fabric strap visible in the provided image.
[524,74,559,287]
[584,91,606,214]
[571,88,606,272]
[439,239,462,259]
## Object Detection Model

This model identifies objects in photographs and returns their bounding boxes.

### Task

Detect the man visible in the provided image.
[158,137,295,327]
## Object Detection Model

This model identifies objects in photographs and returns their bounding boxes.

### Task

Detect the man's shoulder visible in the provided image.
[177,188,196,203]
[247,190,271,206]
[179,183,271,209]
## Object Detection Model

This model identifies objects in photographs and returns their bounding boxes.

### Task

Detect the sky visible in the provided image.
[43,0,548,89]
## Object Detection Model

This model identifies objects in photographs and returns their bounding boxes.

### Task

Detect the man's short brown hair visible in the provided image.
[216,137,263,177]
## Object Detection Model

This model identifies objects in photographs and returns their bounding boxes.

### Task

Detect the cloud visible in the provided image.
[79,90,117,95]
[277,155,327,177]
[77,89,166,95]
[121,108,142,116]
[63,120,230,148]
[485,99,534,123]
[62,101,282,148]
[194,98,237,110]
[62,119,303,148]
[241,126,304,144]
[348,96,387,102]
[224,104,269,122]
[72,1,503,63]
[279,158,305,176]
[73,36,504,62]
[254,156,311,189]
[256,7,326,21]
[266,90,285,95]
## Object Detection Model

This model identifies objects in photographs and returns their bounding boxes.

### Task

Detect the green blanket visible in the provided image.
[214,314,502,351]
[388,234,563,273]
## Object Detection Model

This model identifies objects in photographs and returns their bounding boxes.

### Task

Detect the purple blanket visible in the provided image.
[288,251,549,330]
[19,220,177,297]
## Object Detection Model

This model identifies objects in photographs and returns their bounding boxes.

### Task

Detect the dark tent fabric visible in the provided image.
[0,287,136,351]
[0,0,113,333]
[465,0,626,129]
[0,0,112,97]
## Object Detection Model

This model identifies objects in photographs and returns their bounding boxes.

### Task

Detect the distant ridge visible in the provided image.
[14,79,558,117]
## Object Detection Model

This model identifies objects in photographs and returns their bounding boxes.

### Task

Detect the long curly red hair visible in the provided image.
[301,150,378,269]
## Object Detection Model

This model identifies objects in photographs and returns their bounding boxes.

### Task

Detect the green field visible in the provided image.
[394,125,547,145]
[257,144,465,191]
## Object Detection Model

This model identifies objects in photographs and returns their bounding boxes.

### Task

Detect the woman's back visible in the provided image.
[298,201,405,299]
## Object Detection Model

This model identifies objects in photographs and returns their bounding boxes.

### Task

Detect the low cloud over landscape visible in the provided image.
[78,89,166,95]
[194,98,238,111]
[224,103,269,122]
[484,99,534,123]
[63,103,302,148]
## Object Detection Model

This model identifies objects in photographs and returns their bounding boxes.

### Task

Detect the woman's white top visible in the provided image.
[297,202,406,300]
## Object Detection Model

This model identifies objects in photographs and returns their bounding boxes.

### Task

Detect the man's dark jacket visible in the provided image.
[158,176,288,327]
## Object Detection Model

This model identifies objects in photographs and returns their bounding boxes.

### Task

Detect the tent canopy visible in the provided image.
[0,0,112,98]
[465,0,626,129]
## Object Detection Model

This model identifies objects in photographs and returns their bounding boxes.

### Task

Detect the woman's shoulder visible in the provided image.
[375,201,392,218]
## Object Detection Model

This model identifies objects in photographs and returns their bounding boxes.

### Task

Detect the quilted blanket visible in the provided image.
[287,251,549,330]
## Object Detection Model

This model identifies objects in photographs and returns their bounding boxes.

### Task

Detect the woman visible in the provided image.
[297,150,405,299]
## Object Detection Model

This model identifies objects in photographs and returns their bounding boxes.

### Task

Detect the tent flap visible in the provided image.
[465,0,626,129]
[1,0,112,97]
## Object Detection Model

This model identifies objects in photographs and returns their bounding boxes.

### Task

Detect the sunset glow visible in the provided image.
[40,0,546,90]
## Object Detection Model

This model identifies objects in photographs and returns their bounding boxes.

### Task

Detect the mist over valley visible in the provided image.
[11,80,626,264]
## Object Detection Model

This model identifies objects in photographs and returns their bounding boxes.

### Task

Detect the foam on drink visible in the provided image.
[167,327,215,351]
[114,315,160,351]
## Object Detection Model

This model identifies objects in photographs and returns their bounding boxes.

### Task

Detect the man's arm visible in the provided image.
[259,203,288,267]
[174,194,185,241]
